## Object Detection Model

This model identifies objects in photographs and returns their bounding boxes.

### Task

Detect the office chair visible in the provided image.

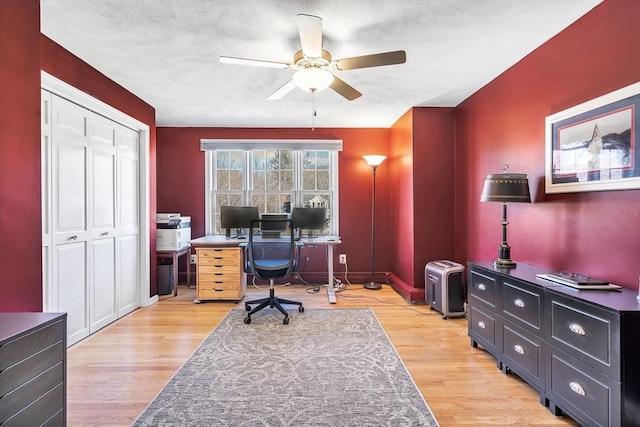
[243,218,304,324]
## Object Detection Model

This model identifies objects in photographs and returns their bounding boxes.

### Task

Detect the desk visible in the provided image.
[156,246,191,296]
[190,235,342,303]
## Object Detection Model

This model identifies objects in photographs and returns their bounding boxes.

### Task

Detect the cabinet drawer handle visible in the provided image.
[514,344,525,355]
[514,298,525,308]
[478,283,487,291]
[569,323,586,336]
[101,231,109,236]
[69,235,78,240]
[477,321,486,329]
[569,381,586,396]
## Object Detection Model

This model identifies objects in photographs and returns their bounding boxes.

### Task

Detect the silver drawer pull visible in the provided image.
[569,323,586,336]
[478,283,487,291]
[569,381,586,396]
[514,298,525,308]
[477,321,486,329]
[514,344,525,355]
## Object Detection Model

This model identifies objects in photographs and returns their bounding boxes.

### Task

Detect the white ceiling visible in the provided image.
[40,0,602,128]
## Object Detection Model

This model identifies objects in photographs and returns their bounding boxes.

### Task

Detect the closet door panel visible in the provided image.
[90,237,117,332]
[55,241,88,346]
[118,234,139,317]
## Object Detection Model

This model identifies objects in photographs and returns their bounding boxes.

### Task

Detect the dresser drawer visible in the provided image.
[469,304,500,353]
[502,277,543,332]
[0,341,64,397]
[469,268,498,309]
[198,264,240,275]
[197,248,240,265]
[0,320,64,371]
[547,349,620,427]
[0,362,63,424]
[197,288,241,300]
[547,295,619,379]
[198,279,240,290]
[502,323,544,390]
[1,382,65,427]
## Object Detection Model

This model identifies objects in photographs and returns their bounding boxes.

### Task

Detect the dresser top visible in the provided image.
[469,261,640,312]
[0,312,66,344]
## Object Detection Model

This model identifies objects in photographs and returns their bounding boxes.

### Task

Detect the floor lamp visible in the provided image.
[363,155,386,290]
[480,165,531,268]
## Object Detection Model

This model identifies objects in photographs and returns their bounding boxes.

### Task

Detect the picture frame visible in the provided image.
[545,82,640,193]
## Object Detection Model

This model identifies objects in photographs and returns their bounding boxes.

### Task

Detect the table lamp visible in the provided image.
[480,165,531,268]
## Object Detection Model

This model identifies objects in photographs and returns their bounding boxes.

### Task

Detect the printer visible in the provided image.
[156,213,191,251]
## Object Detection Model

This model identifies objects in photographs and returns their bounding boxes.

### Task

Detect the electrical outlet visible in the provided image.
[190,254,197,264]
[339,254,347,264]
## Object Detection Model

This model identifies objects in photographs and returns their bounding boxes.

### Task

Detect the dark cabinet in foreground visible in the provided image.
[468,262,640,427]
[0,313,67,426]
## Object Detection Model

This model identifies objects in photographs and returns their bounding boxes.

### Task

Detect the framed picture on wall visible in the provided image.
[545,81,640,193]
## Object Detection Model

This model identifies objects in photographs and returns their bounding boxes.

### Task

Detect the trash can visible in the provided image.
[157,263,174,295]
[425,260,465,319]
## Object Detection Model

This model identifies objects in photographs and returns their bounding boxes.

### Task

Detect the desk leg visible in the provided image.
[186,251,191,288]
[326,245,337,304]
[173,252,178,297]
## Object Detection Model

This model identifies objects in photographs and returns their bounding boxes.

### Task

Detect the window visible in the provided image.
[202,139,341,236]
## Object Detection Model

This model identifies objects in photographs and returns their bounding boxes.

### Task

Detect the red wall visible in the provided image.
[0,0,42,311]
[156,127,391,278]
[455,0,640,289]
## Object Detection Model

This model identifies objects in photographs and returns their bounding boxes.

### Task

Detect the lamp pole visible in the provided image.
[363,155,386,290]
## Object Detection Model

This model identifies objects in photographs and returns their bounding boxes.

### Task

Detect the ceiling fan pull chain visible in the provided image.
[311,89,317,130]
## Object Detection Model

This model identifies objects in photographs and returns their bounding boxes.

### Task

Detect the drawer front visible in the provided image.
[469,305,499,352]
[0,320,64,371]
[0,341,64,396]
[197,248,239,264]
[198,279,239,290]
[198,288,241,300]
[547,349,620,427]
[469,269,498,309]
[502,323,544,389]
[198,265,240,275]
[0,362,63,424]
[547,297,619,379]
[502,278,543,331]
[1,382,65,427]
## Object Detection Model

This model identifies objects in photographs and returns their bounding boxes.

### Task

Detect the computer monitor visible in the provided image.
[260,213,289,239]
[220,206,259,238]
[291,207,327,238]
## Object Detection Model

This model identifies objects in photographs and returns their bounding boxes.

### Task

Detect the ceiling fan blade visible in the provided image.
[219,56,290,69]
[267,80,298,100]
[297,14,323,58]
[333,50,406,71]
[330,76,362,101]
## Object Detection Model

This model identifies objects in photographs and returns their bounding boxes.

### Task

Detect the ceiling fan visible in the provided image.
[219,14,406,101]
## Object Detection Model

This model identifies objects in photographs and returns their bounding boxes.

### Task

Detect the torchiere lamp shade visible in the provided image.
[480,174,531,203]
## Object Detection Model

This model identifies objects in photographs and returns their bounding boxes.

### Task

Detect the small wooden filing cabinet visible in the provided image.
[195,247,246,303]
[468,262,640,427]
[0,312,67,427]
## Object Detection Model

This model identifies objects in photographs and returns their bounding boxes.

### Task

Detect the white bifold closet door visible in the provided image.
[43,92,140,346]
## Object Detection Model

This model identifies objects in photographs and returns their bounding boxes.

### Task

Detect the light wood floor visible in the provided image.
[66,283,580,426]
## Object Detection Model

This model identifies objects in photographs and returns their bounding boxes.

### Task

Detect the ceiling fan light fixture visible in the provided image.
[292,67,334,92]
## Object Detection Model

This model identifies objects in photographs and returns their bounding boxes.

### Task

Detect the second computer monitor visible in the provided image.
[291,207,326,238]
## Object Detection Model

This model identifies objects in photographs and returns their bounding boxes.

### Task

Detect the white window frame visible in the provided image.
[202,139,342,236]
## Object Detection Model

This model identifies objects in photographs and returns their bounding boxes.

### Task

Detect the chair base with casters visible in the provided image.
[244,281,304,325]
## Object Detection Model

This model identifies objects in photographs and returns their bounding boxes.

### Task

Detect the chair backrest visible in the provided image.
[247,218,296,280]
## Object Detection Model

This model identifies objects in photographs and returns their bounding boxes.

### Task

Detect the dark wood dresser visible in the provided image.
[0,313,67,426]
[468,262,640,427]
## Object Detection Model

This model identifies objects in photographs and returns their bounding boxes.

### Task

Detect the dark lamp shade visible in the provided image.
[480,173,531,203]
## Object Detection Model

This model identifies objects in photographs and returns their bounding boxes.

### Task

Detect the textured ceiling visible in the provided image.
[40,0,602,128]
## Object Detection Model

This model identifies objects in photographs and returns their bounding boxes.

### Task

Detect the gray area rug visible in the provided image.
[133,308,438,426]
